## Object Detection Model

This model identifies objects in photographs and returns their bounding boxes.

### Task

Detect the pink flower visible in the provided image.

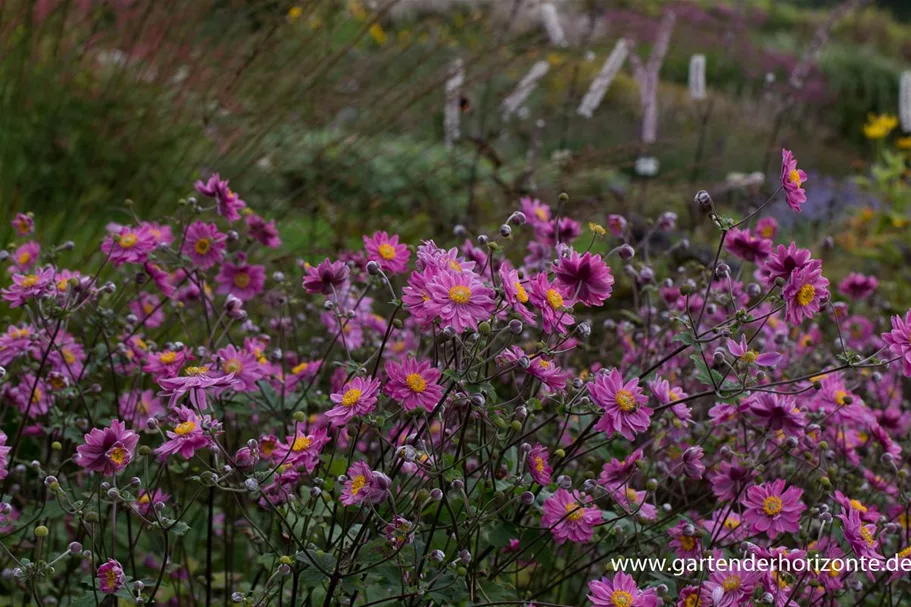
[745,392,806,434]
[303,258,350,295]
[497,346,570,392]
[679,446,705,480]
[2,266,55,308]
[553,250,614,307]
[0,432,11,481]
[129,292,165,328]
[724,227,772,262]
[119,390,165,428]
[541,488,600,544]
[521,197,551,226]
[424,269,495,333]
[741,479,805,539]
[607,215,627,237]
[755,217,778,239]
[527,273,574,335]
[883,310,911,376]
[611,486,657,520]
[181,221,227,269]
[216,254,266,301]
[246,214,281,248]
[838,508,883,561]
[101,225,157,266]
[11,213,34,236]
[588,368,652,441]
[384,358,443,412]
[157,366,238,410]
[527,443,552,486]
[97,559,126,594]
[7,374,54,417]
[0,324,34,366]
[271,427,330,472]
[782,261,829,325]
[838,272,878,300]
[756,243,813,288]
[340,461,388,506]
[216,345,265,392]
[141,221,174,246]
[499,265,535,324]
[155,407,217,460]
[668,521,702,558]
[325,376,382,426]
[194,173,246,222]
[133,490,169,516]
[704,555,761,607]
[75,420,140,475]
[781,148,808,212]
[144,262,176,299]
[588,572,657,607]
[725,335,781,367]
[364,231,410,274]
[142,348,190,381]
[9,241,39,272]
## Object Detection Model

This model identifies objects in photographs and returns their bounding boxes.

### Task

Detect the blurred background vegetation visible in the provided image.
[3,0,911,294]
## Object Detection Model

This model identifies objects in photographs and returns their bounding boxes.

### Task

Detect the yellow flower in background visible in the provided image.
[369,23,387,46]
[547,52,564,66]
[589,222,606,236]
[897,136,911,149]
[348,0,367,21]
[863,113,898,139]
[287,6,302,22]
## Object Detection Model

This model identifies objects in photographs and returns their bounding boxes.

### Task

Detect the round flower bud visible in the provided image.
[694,190,712,206]
[35,526,49,538]
[244,479,260,492]
[556,475,572,489]
[618,245,635,261]
[520,491,535,505]
[451,479,465,492]
[68,542,83,554]
[499,224,512,238]
[430,550,445,562]
[508,319,523,335]
[366,261,381,275]
[231,593,244,603]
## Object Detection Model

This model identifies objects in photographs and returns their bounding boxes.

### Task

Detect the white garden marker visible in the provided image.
[901,71,911,134]
[540,3,568,48]
[502,61,551,121]
[629,11,676,144]
[689,54,706,101]
[444,58,464,149]
[577,39,630,119]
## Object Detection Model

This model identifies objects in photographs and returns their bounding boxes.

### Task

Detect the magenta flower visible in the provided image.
[553,250,614,307]
[101,225,156,266]
[883,310,911,376]
[2,266,55,308]
[679,446,705,480]
[498,265,535,324]
[144,262,176,299]
[385,516,415,549]
[97,559,126,594]
[424,269,495,333]
[141,221,174,246]
[75,420,140,475]
[271,427,330,472]
[781,148,808,212]
[741,479,805,539]
[541,488,600,545]
[340,461,388,506]
[325,376,382,426]
[0,431,11,481]
[384,358,443,412]
[303,258,350,295]
[704,555,761,607]
[216,254,266,301]
[0,324,35,366]
[725,335,781,367]
[181,221,227,269]
[745,392,806,434]
[588,368,652,441]
[8,374,54,417]
[11,213,34,236]
[119,390,165,428]
[527,273,574,335]
[611,486,657,520]
[364,231,410,274]
[521,197,551,226]
[782,261,829,325]
[142,348,190,381]
[155,407,217,460]
[838,272,878,300]
[157,366,237,410]
[129,292,165,328]
[724,227,772,263]
[246,213,281,248]
[588,572,657,607]
[668,520,702,558]
[756,243,813,288]
[756,216,778,240]
[497,346,570,392]
[527,443,552,486]
[838,508,883,561]
[9,241,39,272]
[216,345,265,393]
[133,489,169,516]
[607,214,627,237]
[195,173,246,222]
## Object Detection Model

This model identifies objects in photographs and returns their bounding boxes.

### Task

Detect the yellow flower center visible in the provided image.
[514,282,529,303]
[860,526,875,547]
[899,546,911,559]
[545,288,563,310]
[184,366,209,376]
[763,495,783,516]
[615,389,636,412]
[292,436,312,452]
[448,285,471,304]
[62,348,76,364]
[11,328,29,339]
[722,574,742,592]
[625,488,639,504]
[534,457,545,473]
[788,169,802,187]
[565,502,584,521]
[233,272,251,288]
[138,494,151,504]
[679,535,696,550]
[194,238,211,255]
[610,590,633,607]
[292,362,310,374]
[724,518,741,529]
[449,260,462,272]
[160,351,177,364]
[539,360,551,369]
[120,233,138,248]
[377,243,396,260]
[350,475,367,495]
[796,284,816,306]
[32,388,43,404]
[535,208,548,221]
[223,359,242,374]
[143,302,154,315]
[20,275,40,287]
[684,594,702,607]
[18,252,31,265]
[740,350,758,363]
[406,373,426,393]
[108,446,128,465]
[834,390,849,406]
[105,568,118,589]
[341,388,362,407]
[174,421,196,436]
